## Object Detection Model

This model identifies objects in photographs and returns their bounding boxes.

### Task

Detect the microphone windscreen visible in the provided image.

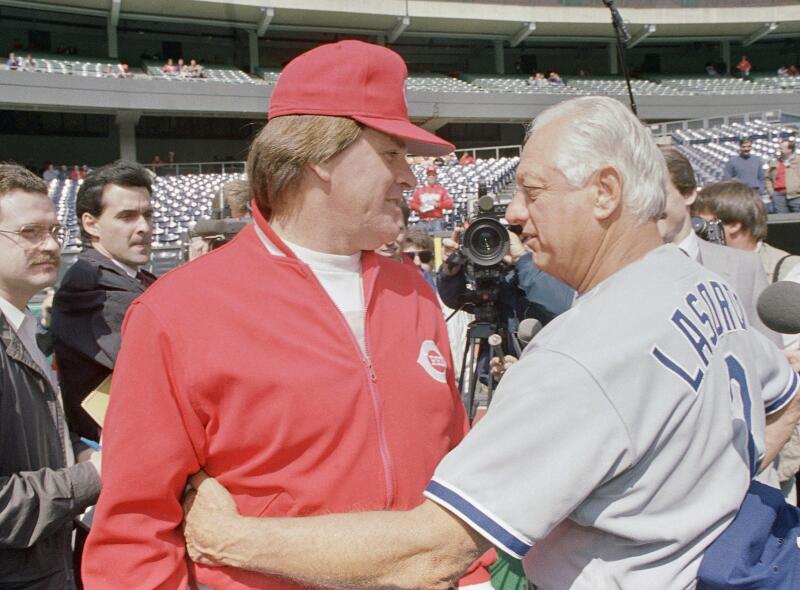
[756,281,800,335]
[518,318,543,348]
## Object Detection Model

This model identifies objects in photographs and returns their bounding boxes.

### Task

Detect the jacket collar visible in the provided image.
[251,203,381,307]
[80,247,153,290]
[0,312,49,382]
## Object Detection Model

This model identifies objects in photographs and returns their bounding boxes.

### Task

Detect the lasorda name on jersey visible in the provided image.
[651,280,748,392]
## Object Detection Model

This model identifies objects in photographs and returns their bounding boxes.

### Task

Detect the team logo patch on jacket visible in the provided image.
[417,340,447,383]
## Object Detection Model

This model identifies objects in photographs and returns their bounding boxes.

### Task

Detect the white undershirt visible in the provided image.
[0,295,75,466]
[255,225,366,354]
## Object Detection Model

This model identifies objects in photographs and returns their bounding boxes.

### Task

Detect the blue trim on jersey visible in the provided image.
[425,480,531,559]
[765,371,799,415]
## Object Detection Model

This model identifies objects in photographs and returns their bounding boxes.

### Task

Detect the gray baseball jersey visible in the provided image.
[424,245,798,590]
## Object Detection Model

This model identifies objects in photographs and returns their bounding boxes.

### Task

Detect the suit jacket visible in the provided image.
[50,248,156,440]
[697,239,782,348]
[759,241,800,284]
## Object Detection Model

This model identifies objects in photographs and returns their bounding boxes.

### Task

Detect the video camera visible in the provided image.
[451,184,511,324]
[691,216,726,246]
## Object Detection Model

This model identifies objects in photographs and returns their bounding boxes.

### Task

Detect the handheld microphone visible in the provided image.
[756,281,800,334]
[488,333,504,360]
[517,318,543,349]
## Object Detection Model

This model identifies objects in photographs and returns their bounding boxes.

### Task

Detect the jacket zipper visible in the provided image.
[301,265,396,508]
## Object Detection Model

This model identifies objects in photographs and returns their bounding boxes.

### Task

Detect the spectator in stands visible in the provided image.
[0,163,101,590]
[547,71,564,85]
[527,72,546,88]
[778,66,790,78]
[705,61,719,76]
[58,164,69,180]
[402,226,436,289]
[50,160,156,443]
[789,65,799,77]
[162,57,177,74]
[176,58,186,76]
[692,179,800,284]
[722,137,769,210]
[767,139,799,213]
[409,166,453,233]
[658,148,780,349]
[69,165,80,181]
[188,59,206,79]
[42,163,58,183]
[5,52,19,70]
[458,152,475,166]
[80,164,90,178]
[22,54,35,72]
[736,55,752,78]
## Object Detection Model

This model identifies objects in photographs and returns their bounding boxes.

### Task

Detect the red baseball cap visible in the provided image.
[268,40,454,157]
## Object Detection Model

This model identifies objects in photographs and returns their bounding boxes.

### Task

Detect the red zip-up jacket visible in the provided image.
[82,210,469,589]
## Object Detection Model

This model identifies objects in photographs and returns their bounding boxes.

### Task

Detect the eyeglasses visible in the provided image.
[0,224,66,245]
[404,249,433,264]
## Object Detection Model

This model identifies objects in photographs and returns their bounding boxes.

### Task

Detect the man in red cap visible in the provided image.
[409,165,454,233]
[82,40,492,589]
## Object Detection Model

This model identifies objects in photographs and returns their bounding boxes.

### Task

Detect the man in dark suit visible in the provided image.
[658,147,780,347]
[51,160,155,441]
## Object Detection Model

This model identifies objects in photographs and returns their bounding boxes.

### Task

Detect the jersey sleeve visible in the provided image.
[424,349,633,559]
[82,301,206,589]
[754,330,800,415]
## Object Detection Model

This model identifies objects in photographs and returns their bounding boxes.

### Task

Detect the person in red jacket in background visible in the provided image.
[409,166,454,233]
[82,40,494,590]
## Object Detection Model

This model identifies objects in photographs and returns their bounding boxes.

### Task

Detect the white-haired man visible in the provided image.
[182,96,800,589]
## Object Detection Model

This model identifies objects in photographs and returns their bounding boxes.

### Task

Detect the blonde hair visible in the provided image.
[247,115,362,218]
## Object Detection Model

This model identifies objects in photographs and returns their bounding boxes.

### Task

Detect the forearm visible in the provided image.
[763,393,800,468]
[190,501,488,590]
[0,461,100,548]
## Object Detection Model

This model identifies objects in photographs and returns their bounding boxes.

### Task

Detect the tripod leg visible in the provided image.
[466,340,481,422]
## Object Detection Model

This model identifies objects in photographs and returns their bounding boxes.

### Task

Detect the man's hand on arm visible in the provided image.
[183,471,491,590]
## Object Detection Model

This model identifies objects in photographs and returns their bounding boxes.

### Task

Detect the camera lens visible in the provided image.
[462,218,509,266]
[471,227,501,256]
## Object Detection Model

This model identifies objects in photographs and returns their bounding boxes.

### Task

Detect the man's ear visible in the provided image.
[684,190,698,207]
[308,162,333,184]
[592,165,623,221]
[724,221,744,237]
[81,212,100,240]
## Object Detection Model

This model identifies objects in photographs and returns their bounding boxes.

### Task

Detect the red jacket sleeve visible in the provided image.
[439,187,454,211]
[408,188,422,212]
[82,301,206,589]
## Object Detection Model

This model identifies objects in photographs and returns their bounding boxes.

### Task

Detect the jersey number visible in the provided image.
[725,355,758,478]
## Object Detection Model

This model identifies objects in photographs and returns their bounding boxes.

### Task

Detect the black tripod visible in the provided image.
[458,319,506,422]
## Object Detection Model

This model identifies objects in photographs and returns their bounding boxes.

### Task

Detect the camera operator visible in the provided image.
[437,224,574,383]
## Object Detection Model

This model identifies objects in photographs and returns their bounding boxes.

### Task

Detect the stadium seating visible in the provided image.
[468,75,580,95]
[49,158,520,262]
[672,120,799,187]
[258,68,281,85]
[145,62,261,84]
[407,157,519,227]
[658,77,795,95]
[406,74,486,93]
[18,56,126,77]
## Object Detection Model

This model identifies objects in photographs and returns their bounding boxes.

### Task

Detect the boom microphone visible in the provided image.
[756,281,800,334]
